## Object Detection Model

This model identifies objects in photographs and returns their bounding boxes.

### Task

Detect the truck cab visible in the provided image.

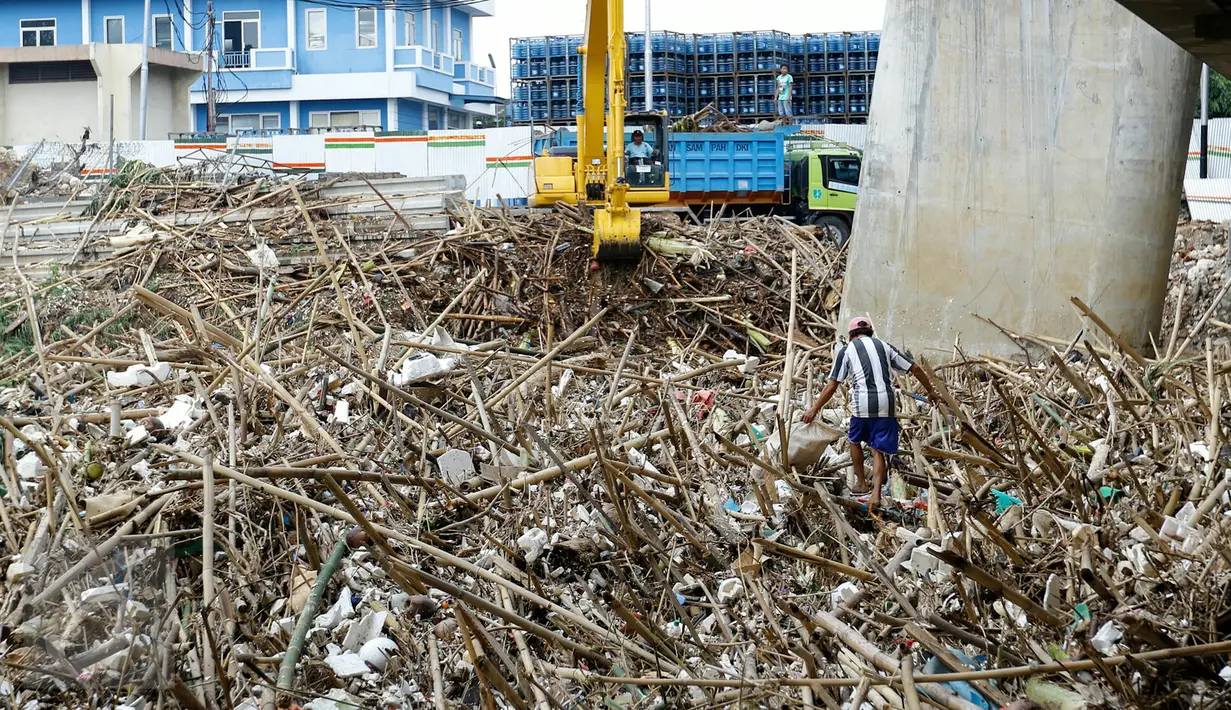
[786,145,862,245]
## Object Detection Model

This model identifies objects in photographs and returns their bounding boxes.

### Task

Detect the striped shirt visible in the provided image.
[829,336,914,418]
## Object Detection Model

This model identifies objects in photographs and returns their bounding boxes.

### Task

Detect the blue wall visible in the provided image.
[298,5,386,75]
[0,0,85,47]
[397,99,425,131]
[300,98,386,130]
[193,0,287,52]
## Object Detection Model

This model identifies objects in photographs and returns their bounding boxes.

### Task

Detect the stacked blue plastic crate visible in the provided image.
[507,29,880,125]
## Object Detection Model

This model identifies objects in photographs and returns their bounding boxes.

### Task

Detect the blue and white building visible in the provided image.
[190,0,500,133]
[0,0,500,144]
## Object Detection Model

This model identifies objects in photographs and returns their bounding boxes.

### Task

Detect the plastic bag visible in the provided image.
[786,421,843,468]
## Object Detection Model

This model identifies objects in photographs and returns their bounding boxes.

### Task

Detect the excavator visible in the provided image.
[530,0,669,260]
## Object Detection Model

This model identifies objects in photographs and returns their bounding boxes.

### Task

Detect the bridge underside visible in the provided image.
[1115,1,1231,75]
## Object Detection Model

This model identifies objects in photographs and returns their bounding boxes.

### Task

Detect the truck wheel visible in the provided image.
[815,215,851,247]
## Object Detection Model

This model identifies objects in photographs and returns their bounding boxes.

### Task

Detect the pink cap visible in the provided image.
[848,316,873,334]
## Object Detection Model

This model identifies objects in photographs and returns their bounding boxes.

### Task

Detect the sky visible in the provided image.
[470,0,889,95]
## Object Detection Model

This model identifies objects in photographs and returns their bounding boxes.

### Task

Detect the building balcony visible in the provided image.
[394,46,455,75]
[191,48,295,92]
[453,61,495,88]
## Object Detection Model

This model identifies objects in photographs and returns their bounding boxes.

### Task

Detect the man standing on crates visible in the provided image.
[801,317,943,510]
[776,63,794,121]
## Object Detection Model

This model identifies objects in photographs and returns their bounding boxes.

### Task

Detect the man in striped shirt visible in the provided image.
[802,317,941,509]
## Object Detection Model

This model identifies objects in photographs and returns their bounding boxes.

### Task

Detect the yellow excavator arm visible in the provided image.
[578,0,642,259]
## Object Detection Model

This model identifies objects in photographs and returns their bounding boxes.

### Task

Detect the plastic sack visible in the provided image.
[786,421,843,468]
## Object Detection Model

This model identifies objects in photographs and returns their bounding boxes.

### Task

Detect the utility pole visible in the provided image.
[138,0,151,138]
[1201,63,1210,180]
[206,0,217,132]
[643,0,652,112]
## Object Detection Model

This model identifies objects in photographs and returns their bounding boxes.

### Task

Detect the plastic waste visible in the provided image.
[358,636,398,671]
[106,362,172,388]
[518,527,549,565]
[717,577,744,603]
[921,652,994,710]
[786,420,843,468]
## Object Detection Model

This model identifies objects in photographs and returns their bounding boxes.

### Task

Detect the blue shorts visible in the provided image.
[777,99,792,117]
[848,417,900,455]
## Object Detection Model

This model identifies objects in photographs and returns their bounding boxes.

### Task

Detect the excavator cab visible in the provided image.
[623,114,668,191]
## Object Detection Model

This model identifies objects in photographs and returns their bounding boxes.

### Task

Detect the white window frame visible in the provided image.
[308,110,382,129]
[104,16,125,44]
[20,18,57,47]
[221,10,261,53]
[402,11,415,47]
[305,8,326,51]
[430,21,438,51]
[355,8,377,49]
[216,113,281,134]
[152,14,173,50]
[452,28,462,59]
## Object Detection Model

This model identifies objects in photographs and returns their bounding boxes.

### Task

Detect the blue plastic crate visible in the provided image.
[698,34,716,54]
[808,57,824,72]
[850,77,868,94]
[717,78,735,96]
[738,57,755,72]
[828,78,845,94]
[511,40,529,60]
[717,33,735,53]
[512,84,529,100]
[549,37,569,57]
[869,53,878,70]
[792,36,806,54]
[629,34,645,53]
[828,99,845,114]
[849,55,866,71]
[848,36,865,53]
[757,99,774,114]
[808,98,824,114]
[569,36,583,52]
[718,99,736,115]
[736,33,755,53]
[869,34,881,51]
[756,76,774,95]
[827,58,845,72]
[826,35,845,53]
[652,32,666,52]
[717,59,734,73]
[530,39,548,58]
[738,77,756,95]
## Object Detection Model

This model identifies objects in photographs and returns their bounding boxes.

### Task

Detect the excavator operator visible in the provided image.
[627,130,658,187]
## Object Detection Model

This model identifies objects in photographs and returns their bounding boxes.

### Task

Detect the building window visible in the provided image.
[216,113,281,134]
[403,11,415,46]
[305,8,326,50]
[20,19,56,47]
[104,17,125,44]
[222,11,259,68]
[153,15,173,49]
[309,110,382,129]
[356,8,377,48]
[452,28,462,59]
[430,21,438,51]
[447,111,466,129]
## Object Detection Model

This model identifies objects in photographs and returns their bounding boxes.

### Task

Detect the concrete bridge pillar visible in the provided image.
[842,0,1199,357]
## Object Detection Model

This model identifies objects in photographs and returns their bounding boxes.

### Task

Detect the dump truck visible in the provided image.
[534,125,862,245]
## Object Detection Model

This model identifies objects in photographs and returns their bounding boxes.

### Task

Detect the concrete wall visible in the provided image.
[3,72,97,144]
[842,0,1199,357]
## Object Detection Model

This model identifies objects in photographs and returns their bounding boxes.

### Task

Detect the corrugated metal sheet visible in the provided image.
[476,127,534,206]
[324,132,377,174]
[1185,177,1231,222]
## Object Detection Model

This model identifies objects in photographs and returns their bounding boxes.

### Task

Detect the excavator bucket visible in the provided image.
[592,207,643,260]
